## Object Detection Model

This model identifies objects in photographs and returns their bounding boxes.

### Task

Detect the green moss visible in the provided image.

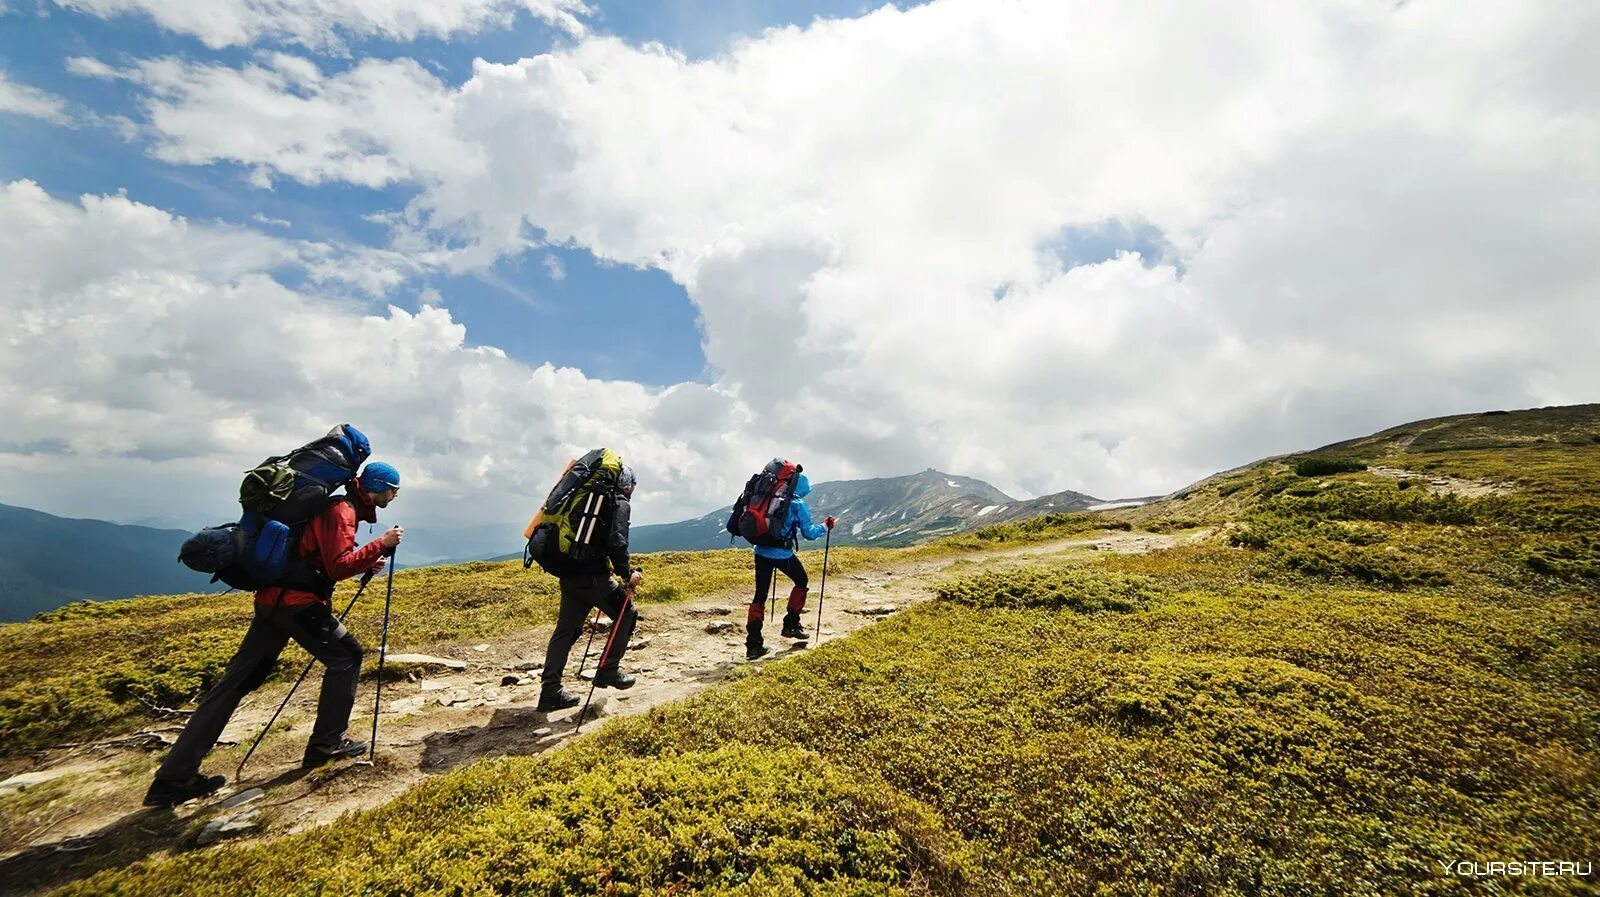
[56,747,970,897]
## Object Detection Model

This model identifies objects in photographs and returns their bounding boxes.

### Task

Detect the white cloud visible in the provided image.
[542,252,565,281]
[0,71,71,124]
[0,180,761,556]
[86,55,478,190]
[251,212,292,228]
[51,0,591,50]
[14,0,1600,533]
[65,56,119,80]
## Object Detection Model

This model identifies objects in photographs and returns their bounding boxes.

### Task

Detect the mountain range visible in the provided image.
[625,468,1132,553]
[0,502,205,622]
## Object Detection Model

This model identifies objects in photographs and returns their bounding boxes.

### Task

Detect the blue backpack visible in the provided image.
[179,424,370,593]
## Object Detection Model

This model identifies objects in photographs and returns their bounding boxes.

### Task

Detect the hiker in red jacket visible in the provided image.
[144,463,404,807]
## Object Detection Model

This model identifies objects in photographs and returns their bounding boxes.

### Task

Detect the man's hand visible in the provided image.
[370,558,387,575]
[824,515,836,531]
[628,569,643,589]
[380,525,404,550]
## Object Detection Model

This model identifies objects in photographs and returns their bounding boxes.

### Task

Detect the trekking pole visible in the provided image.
[767,573,777,623]
[574,607,602,680]
[366,546,398,763]
[235,566,377,780]
[576,583,634,733]
[815,528,831,646]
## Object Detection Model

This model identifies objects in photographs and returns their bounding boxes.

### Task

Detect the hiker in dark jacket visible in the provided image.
[747,473,835,660]
[144,463,403,807]
[538,465,642,711]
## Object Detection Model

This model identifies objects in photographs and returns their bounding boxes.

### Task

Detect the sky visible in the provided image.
[1,0,1597,561]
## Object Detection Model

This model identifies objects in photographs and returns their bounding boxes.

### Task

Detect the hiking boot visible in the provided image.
[745,620,769,660]
[143,774,226,807]
[537,686,581,712]
[593,668,636,690]
[781,613,810,640]
[302,737,367,769]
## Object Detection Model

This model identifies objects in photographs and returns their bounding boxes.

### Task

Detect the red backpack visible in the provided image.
[727,458,802,548]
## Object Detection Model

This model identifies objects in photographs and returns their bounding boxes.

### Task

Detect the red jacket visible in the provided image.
[256,481,386,608]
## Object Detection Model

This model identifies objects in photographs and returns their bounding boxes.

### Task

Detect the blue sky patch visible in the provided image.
[1043,218,1180,274]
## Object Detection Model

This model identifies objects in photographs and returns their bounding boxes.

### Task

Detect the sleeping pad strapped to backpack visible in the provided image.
[178,424,371,593]
[727,458,802,548]
[523,448,623,576]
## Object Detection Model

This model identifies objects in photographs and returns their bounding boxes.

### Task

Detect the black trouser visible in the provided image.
[156,601,364,783]
[750,555,809,635]
[542,573,638,688]
[754,554,808,605]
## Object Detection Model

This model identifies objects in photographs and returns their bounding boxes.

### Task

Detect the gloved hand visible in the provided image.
[628,569,643,589]
[824,515,836,530]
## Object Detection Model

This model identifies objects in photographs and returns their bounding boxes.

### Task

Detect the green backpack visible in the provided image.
[523,448,623,575]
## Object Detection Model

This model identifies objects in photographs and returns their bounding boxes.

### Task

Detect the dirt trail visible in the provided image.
[1366,465,1511,498]
[0,528,1202,894]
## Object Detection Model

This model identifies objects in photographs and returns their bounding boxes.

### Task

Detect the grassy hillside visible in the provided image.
[17,405,1600,895]
[0,513,1117,757]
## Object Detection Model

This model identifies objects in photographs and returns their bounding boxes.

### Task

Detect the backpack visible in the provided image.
[179,424,370,593]
[523,448,623,576]
[727,458,802,548]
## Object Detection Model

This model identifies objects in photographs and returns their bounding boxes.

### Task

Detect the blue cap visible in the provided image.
[359,461,401,493]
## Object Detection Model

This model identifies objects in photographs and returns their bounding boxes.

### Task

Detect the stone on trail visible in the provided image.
[690,605,735,617]
[0,769,69,796]
[705,620,735,635]
[501,674,522,687]
[198,809,261,845]
[384,654,468,673]
[628,638,651,650]
[389,696,427,714]
[471,644,490,653]
[219,787,265,810]
[847,604,898,616]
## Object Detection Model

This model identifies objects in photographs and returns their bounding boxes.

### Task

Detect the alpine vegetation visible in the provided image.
[3,406,1594,895]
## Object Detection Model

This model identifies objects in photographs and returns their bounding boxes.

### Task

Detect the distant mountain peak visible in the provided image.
[627,470,1099,553]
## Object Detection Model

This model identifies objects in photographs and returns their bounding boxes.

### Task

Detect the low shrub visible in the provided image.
[57,746,971,896]
[1293,457,1368,476]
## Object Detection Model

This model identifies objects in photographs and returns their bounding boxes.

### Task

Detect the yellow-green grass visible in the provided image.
[21,406,1600,894]
[0,510,1127,757]
[53,511,1600,895]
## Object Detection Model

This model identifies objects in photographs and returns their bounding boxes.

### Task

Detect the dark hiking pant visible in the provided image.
[155,601,364,783]
[749,556,809,646]
[541,574,638,688]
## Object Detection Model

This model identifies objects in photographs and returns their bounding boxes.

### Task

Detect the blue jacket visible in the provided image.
[754,474,826,560]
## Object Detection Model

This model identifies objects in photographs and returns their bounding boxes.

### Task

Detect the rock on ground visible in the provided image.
[383,654,468,673]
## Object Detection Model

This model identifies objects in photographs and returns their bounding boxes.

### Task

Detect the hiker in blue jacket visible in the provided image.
[747,473,835,660]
